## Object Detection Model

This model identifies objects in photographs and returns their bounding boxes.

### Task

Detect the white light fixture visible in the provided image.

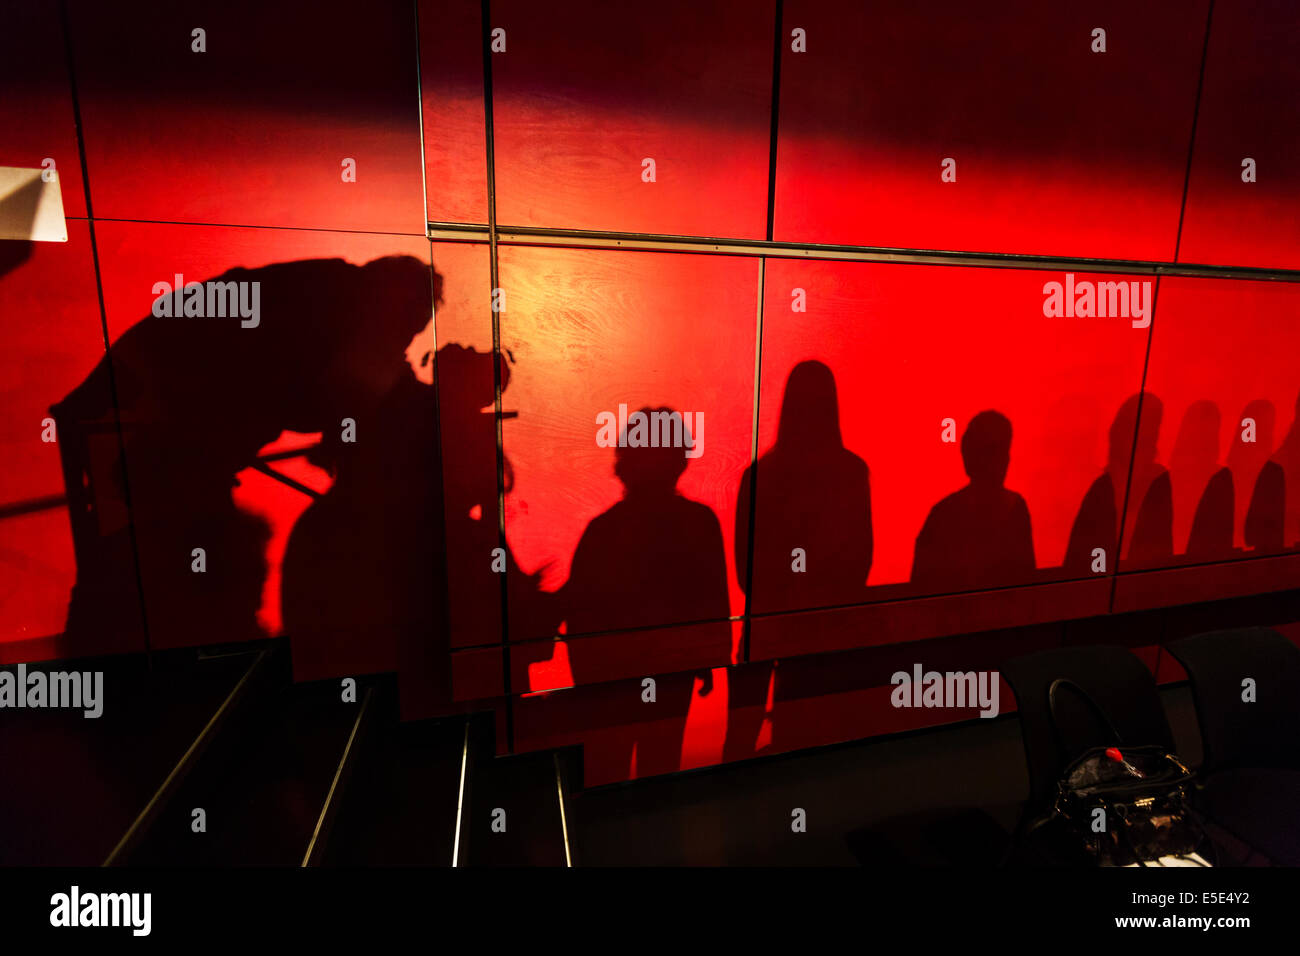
[0,165,68,242]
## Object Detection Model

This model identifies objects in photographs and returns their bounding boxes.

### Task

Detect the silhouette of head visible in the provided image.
[344,254,433,375]
[1232,399,1276,457]
[351,255,434,336]
[434,343,510,412]
[614,406,690,495]
[1109,393,1163,472]
[777,360,842,449]
[300,255,434,400]
[961,410,1012,487]
[1171,400,1221,472]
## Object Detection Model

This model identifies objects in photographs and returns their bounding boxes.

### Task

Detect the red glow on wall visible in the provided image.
[0,3,87,218]
[754,260,1150,605]
[0,223,122,660]
[1177,0,1300,268]
[498,246,758,637]
[421,0,488,225]
[774,0,1208,259]
[1132,278,1300,565]
[66,0,426,234]
[489,0,774,237]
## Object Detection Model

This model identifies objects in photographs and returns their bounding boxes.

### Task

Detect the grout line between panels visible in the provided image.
[430,223,1300,282]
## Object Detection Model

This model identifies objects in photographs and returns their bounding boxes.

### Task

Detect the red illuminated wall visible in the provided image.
[422,0,488,225]
[0,223,131,663]
[411,0,1300,785]
[1178,0,1300,268]
[490,0,774,237]
[773,0,1208,259]
[65,0,426,234]
[1112,277,1300,611]
[0,4,87,218]
[499,248,756,630]
[1,8,113,662]
[744,263,1151,659]
[3,2,1298,787]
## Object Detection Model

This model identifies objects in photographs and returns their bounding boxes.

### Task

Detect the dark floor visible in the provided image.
[0,649,252,865]
[0,637,1208,867]
[565,686,1201,865]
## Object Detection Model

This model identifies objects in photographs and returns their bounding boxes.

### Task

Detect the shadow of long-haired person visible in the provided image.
[725,360,872,761]
[559,407,730,778]
[1169,400,1234,560]
[280,270,452,681]
[51,255,434,653]
[1065,393,1172,574]
[1258,389,1300,552]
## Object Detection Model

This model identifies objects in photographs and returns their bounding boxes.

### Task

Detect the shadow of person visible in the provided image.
[435,344,559,645]
[282,369,439,678]
[1170,401,1222,551]
[281,270,453,681]
[1065,393,1172,574]
[739,360,872,611]
[0,238,34,280]
[1245,460,1285,554]
[910,410,1034,591]
[560,407,729,778]
[1222,400,1274,556]
[434,343,504,587]
[51,255,434,655]
[1261,389,1300,551]
[1169,400,1234,559]
[724,360,871,762]
[1186,465,1235,559]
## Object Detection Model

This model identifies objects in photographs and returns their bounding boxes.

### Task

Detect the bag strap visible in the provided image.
[1047,678,1124,759]
[1114,813,1149,868]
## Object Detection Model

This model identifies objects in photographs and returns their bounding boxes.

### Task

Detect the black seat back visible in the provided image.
[1001,645,1174,813]
[1166,627,1300,773]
